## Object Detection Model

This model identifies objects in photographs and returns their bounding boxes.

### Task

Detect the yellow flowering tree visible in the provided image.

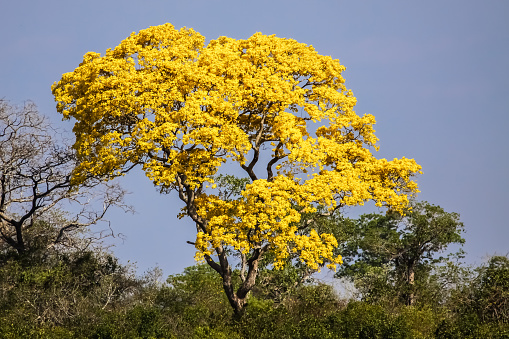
[52,23,421,314]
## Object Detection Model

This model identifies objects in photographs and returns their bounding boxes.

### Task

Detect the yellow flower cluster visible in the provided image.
[53,23,421,271]
[194,176,344,269]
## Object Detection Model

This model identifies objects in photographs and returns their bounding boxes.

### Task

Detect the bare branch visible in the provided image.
[0,100,130,254]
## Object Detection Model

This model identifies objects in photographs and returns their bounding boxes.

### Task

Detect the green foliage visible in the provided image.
[475,256,509,323]
[329,302,401,339]
[442,255,509,338]
[152,264,233,337]
[158,264,232,318]
[213,174,251,201]
[0,190,504,338]
[0,230,140,338]
[87,306,176,339]
[2,252,509,338]
[336,201,465,306]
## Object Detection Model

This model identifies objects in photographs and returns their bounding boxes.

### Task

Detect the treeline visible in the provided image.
[1,100,507,338]
[0,228,508,338]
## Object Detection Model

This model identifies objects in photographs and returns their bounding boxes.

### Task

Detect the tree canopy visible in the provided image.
[52,23,421,313]
[336,201,465,306]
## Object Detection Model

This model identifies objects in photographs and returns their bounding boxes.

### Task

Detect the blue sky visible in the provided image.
[1,0,508,276]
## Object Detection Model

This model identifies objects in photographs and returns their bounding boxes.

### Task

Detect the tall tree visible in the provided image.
[52,23,421,314]
[0,100,128,256]
[337,201,465,306]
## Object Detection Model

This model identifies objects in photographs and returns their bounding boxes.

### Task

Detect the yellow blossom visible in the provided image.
[53,23,421,272]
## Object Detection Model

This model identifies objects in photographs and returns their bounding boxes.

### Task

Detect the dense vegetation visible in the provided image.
[1,204,507,338]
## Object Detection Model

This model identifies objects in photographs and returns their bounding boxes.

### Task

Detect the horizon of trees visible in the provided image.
[1,99,508,337]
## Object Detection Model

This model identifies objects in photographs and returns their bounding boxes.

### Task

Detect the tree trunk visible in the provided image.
[407,266,415,306]
[205,247,261,316]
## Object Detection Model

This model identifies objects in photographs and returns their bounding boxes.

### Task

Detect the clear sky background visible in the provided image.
[1,0,508,277]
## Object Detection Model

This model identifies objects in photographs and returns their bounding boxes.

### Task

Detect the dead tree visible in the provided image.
[0,100,130,256]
